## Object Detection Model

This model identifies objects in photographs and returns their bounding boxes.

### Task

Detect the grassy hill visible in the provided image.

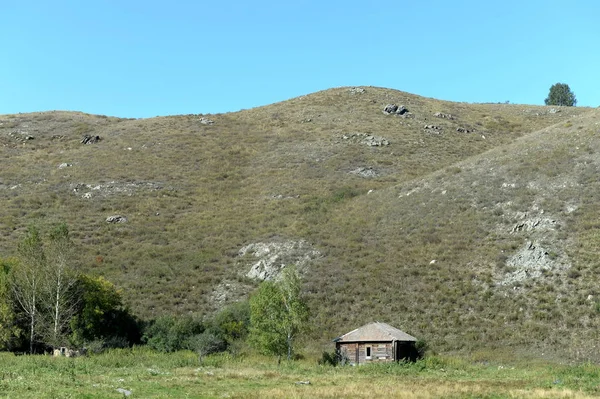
[1,86,598,360]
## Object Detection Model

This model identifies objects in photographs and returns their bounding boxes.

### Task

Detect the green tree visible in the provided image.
[545,83,577,106]
[11,225,46,354]
[43,223,79,347]
[249,267,308,362]
[10,224,80,352]
[70,275,140,347]
[0,258,20,349]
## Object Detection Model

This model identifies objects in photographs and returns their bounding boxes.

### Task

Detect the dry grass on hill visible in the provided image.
[1,87,599,359]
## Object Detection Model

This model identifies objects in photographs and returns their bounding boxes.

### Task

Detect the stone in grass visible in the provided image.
[81,135,101,144]
[106,215,128,223]
[116,388,132,396]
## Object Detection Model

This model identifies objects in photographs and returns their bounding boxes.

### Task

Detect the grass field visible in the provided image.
[1,349,600,398]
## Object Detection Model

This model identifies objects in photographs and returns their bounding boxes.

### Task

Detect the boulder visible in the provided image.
[199,117,214,125]
[434,112,454,120]
[362,135,389,146]
[383,104,409,115]
[340,133,390,146]
[383,104,398,114]
[81,135,101,144]
[350,167,379,178]
[106,215,128,223]
[456,127,473,133]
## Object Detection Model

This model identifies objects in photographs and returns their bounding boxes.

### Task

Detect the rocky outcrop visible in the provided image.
[499,241,568,286]
[348,87,365,94]
[240,240,321,281]
[341,133,390,146]
[434,112,454,120]
[496,206,570,287]
[456,127,473,133]
[383,104,409,115]
[106,215,127,223]
[512,217,557,233]
[81,135,101,144]
[350,167,379,178]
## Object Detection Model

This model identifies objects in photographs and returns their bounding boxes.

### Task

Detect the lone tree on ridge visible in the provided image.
[545,83,577,106]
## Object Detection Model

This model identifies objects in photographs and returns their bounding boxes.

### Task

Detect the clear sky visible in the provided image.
[1,1,598,118]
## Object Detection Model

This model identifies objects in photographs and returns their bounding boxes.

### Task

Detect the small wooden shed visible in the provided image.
[333,322,417,365]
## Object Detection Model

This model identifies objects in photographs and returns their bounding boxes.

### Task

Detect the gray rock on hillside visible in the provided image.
[424,125,442,132]
[199,117,214,125]
[363,135,389,146]
[240,240,321,281]
[434,112,454,120]
[106,215,128,223]
[383,104,409,115]
[341,132,390,146]
[81,135,101,144]
[350,167,379,178]
[500,241,568,286]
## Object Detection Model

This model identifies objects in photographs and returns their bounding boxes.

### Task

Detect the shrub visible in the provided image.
[318,349,342,366]
[186,330,227,362]
[142,315,204,352]
[415,339,429,359]
[70,275,141,348]
[210,301,250,344]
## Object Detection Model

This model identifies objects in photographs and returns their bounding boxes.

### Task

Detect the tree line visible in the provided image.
[0,223,308,361]
[0,224,139,353]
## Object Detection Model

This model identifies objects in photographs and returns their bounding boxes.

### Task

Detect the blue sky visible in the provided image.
[1,1,598,118]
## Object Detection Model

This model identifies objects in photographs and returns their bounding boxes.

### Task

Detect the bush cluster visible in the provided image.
[142,301,250,360]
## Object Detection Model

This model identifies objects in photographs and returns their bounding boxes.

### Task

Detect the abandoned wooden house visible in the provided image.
[333,322,418,365]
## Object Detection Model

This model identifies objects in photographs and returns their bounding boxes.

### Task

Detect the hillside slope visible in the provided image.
[0,87,597,359]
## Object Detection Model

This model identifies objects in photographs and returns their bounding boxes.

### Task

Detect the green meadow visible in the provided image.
[1,348,600,398]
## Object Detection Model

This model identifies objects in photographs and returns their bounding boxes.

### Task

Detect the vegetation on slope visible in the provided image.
[0,87,597,359]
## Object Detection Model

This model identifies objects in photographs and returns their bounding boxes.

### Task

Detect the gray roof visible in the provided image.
[334,322,417,343]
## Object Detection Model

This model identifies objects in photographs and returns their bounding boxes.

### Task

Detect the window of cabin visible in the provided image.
[366,346,371,359]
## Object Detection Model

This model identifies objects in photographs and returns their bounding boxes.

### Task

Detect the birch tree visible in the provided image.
[11,225,46,354]
[43,223,79,347]
[249,266,308,362]
[11,223,79,352]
